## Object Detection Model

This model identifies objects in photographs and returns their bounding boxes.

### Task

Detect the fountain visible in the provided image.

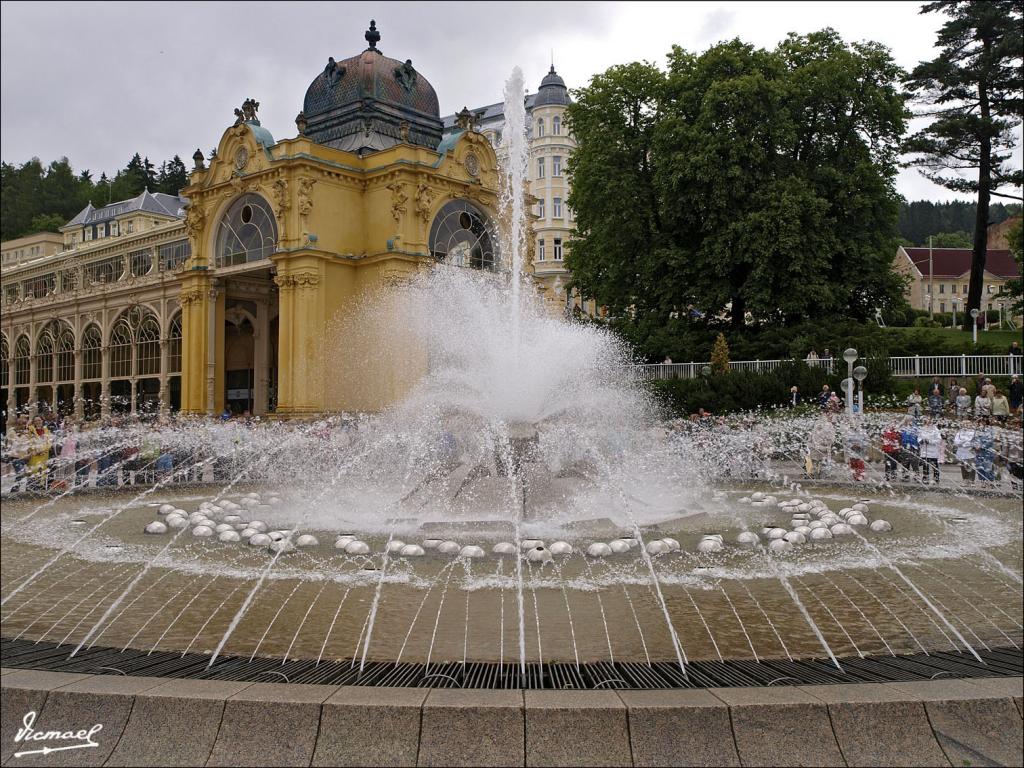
[1,68,1021,692]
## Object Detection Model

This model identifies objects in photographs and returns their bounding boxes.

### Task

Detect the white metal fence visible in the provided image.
[637,355,1024,381]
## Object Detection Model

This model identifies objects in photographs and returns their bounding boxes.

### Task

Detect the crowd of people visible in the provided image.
[0,408,357,496]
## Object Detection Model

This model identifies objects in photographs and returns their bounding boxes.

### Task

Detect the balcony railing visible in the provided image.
[637,355,1024,381]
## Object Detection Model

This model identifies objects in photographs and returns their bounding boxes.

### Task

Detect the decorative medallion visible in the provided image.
[234,146,250,171]
[464,152,480,177]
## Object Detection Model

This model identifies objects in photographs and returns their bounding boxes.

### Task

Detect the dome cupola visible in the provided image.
[534,65,570,107]
[301,20,443,154]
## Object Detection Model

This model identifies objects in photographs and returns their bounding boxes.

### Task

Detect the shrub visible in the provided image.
[710,333,730,374]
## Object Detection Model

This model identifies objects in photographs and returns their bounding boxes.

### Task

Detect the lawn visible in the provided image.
[883,326,1022,354]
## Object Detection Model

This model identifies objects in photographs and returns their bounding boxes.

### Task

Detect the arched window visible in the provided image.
[536,118,545,137]
[55,324,75,382]
[0,335,8,387]
[552,115,561,135]
[82,326,102,380]
[36,328,54,384]
[215,194,278,267]
[136,314,161,376]
[14,336,30,386]
[109,319,133,378]
[167,314,182,374]
[428,200,499,271]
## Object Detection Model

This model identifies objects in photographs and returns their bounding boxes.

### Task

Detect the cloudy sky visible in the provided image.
[1,1,1019,203]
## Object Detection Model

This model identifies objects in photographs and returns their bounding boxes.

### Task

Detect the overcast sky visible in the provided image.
[2,1,1020,203]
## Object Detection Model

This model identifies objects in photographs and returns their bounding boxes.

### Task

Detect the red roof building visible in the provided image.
[894,245,1020,316]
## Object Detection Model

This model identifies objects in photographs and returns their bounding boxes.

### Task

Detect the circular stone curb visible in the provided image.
[0,669,1019,766]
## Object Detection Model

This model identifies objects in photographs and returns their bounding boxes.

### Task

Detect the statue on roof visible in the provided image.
[455,106,483,131]
[233,98,260,126]
[394,59,417,92]
[324,57,345,87]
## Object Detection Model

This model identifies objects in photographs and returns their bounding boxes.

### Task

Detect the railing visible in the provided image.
[638,355,1024,381]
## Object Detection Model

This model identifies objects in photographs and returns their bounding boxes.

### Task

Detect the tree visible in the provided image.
[903,0,1024,316]
[27,213,66,233]
[996,219,1023,316]
[930,230,973,247]
[710,333,730,374]
[566,30,908,331]
[158,155,189,195]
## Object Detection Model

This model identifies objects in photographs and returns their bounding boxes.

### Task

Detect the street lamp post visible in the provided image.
[970,308,980,346]
[951,298,958,329]
[853,365,868,414]
[843,348,858,416]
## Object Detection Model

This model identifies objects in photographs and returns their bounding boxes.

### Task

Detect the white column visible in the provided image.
[73,345,84,419]
[158,338,169,417]
[100,343,111,419]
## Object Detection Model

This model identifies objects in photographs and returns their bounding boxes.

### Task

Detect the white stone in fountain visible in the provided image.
[145,521,168,534]
[794,526,812,536]
[189,512,207,524]
[192,525,214,537]
[549,541,573,555]
[739,497,751,504]
[783,531,806,544]
[268,497,282,505]
[224,515,242,524]
[215,523,234,533]
[809,527,833,541]
[240,528,258,539]
[751,492,765,502]
[459,545,486,558]
[219,530,241,543]
[386,540,406,554]
[847,513,869,526]
[241,497,259,509]
[736,531,760,545]
[647,540,668,554]
[267,531,285,541]
[768,538,791,552]
[335,535,356,549]
[830,523,854,536]
[492,542,517,555]
[166,515,188,529]
[587,543,613,557]
[520,539,544,550]
[808,520,827,530]
[400,544,426,557]
[608,539,631,553]
[798,503,812,513]
[159,504,175,515]
[527,546,553,563]
[660,538,681,552]
[249,533,271,546]
[248,521,268,532]
[767,528,788,540]
[696,539,722,553]
[296,534,319,547]
[438,541,462,555]
[269,539,295,554]
[869,520,893,532]
[422,539,443,549]
[853,502,868,512]
[345,540,370,555]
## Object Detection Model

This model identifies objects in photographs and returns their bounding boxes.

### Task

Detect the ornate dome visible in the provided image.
[533,65,570,107]
[301,21,442,154]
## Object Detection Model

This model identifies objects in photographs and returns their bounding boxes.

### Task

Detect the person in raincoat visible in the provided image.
[806,415,835,478]
[918,417,943,485]
[952,420,977,484]
[26,416,52,491]
[972,417,996,484]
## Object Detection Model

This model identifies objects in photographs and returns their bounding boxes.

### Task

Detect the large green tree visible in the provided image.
[566,29,908,331]
[903,0,1023,315]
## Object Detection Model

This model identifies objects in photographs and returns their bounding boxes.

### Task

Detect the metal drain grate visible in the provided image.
[2,637,1020,689]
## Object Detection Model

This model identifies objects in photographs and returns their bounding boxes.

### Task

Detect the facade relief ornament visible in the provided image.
[297,177,316,218]
[415,183,435,223]
[273,274,296,291]
[294,271,320,289]
[179,288,205,307]
[386,182,408,223]
[271,178,291,218]
[184,205,205,242]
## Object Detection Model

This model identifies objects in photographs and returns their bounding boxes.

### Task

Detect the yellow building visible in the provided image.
[894,245,1020,320]
[173,21,505,417]
[1,22,505,421]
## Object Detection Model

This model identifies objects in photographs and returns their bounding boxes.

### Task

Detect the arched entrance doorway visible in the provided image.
[224,310,255,415]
